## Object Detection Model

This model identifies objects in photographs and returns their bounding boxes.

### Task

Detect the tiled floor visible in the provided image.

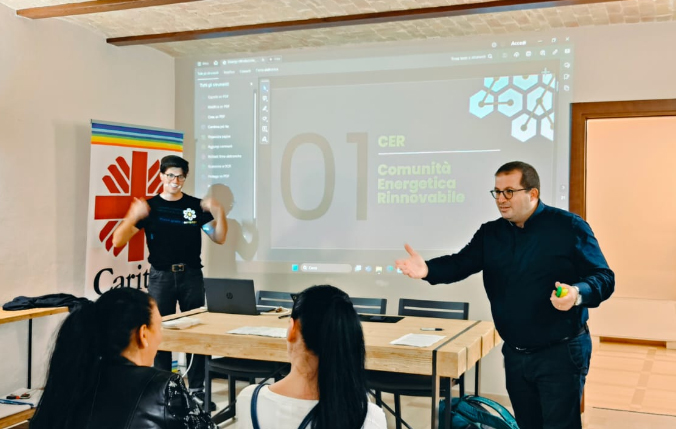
[586,341,676,418]
[215,341,676,428]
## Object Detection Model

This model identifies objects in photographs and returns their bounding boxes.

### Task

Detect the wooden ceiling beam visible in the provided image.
[17,0,205,19]
[107,0,621,46]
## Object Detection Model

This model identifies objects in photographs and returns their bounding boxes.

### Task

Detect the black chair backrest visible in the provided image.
[257,290,294,309]
[398,298,469,320]
[350,297,387,315]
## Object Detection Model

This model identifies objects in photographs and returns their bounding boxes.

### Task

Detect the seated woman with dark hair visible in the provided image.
[235,285,386,429]
[30,287,215,429]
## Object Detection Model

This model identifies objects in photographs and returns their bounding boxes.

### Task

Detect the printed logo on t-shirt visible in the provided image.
[183,208,197,224]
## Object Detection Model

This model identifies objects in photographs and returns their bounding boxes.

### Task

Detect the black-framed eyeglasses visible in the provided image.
[490,188,530,200]
[164,173,186,182]
[289,292,300,314]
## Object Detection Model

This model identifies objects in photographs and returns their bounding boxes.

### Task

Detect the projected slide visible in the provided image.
[194,34,574,274]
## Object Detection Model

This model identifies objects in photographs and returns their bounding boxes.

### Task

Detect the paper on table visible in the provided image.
[1,388,41,407]
[0,388,41,419]
[162,317,201,330]
[228,326,287,338]
[0,403,31,419]
[390,333,446,348]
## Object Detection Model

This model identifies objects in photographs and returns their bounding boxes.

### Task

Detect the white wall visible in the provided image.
[573,22,676,103]
[0,3,175,393]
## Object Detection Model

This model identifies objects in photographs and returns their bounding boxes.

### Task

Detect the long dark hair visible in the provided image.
[30,288,155,429]
[291,285,368,429]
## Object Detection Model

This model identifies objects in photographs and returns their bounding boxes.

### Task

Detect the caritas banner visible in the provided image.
[85,120,183,297]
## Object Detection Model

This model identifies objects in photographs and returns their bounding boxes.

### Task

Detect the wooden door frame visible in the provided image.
[570,99,676,219]
[570,99,676,414]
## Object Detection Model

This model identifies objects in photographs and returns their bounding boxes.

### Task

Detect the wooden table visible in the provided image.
[0,307,68,428]
[0,409,33,429]
[161,310,501,428]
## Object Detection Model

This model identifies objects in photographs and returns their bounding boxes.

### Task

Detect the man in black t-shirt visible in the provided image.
[113,155,226,406]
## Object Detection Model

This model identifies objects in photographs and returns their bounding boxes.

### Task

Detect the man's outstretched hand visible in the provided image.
[395,244,429,279]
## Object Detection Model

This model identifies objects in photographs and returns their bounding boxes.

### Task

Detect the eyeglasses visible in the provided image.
[164,173,186,182]
[286,293,300,315]
[490,188,530,200]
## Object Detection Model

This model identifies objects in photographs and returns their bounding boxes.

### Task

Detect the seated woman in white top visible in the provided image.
[235,285,387,429]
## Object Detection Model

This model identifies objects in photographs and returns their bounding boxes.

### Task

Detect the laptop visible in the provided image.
[204,278,273,315]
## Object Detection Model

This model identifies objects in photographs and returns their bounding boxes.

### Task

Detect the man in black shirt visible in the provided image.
[396,161,614,429]
[113,155,226,406]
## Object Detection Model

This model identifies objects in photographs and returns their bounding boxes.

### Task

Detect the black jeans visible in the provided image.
[502,332,592,429]
[148,266,206,390]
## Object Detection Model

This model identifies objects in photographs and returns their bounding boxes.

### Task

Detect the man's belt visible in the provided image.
[152,263,189,272]
[511,324,589,354]
[171,263,186,272]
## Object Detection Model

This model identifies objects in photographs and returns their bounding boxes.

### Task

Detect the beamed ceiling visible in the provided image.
[1,0,674,57]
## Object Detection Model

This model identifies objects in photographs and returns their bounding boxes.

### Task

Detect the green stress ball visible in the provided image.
[556,286,568,298]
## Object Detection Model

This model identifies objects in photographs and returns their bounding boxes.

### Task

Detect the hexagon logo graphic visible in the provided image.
[469,73,557,142]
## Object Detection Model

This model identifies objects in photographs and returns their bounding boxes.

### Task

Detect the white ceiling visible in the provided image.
[2,0,674,57]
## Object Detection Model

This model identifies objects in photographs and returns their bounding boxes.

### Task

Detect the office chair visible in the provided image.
[350,296,387,315]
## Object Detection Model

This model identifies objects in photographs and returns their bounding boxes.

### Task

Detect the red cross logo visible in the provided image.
[94,151,162,261]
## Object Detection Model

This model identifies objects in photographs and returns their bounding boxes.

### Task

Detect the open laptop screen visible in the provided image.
[204,278,259,315]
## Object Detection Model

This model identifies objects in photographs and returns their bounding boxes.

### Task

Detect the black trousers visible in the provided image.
[502,332,592,429]
[147,265,205,390]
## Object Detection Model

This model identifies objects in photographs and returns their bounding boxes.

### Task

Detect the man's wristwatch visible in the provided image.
[572,286,582,306]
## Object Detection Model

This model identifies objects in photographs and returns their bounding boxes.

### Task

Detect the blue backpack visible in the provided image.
[439,395,519,429]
